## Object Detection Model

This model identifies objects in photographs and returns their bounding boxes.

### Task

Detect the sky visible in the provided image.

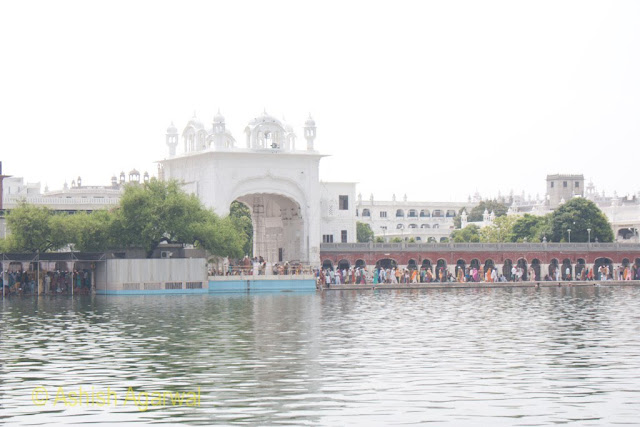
[1,0,639,203]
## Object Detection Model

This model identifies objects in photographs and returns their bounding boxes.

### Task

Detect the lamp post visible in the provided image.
[567,229,571,243]
[587,228,591,244]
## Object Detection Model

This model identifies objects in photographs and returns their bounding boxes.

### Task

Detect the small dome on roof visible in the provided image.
[305,113,315,127]
[187,112,204,130]
[129,169,139,175]
[166,121,178,134]
[213,109,225,123]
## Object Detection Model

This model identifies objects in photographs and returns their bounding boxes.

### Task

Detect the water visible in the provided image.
[1,287,640,425]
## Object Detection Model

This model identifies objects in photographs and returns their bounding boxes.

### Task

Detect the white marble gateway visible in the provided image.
[159,110,356,265]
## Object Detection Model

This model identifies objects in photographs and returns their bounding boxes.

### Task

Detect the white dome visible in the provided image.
[247,110,284,128]
[166,122,178,134]
[213,109,225,123]
[305,113,316,127]
[187,113,204,130]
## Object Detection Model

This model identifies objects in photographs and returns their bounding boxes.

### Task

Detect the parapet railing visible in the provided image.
[3,196,120,206]
[320,242,640,252]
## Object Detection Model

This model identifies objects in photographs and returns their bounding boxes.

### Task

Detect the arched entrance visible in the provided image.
[377,258,397,270]
[355,259,366,269]
[455,259,466,280]
[576,258,586,280]
[421,259,432,272]
[517,258,528,281]
[549,259,560,280]
[235,193,305,265]
[407,259,417,270]
[561,259,573,280]
[594,257,612,280]
[338,259,350,271]
[322,260,333,271]
[503,259,513,281]
[436,259,447,282]
[531,259,541,281]
[484,259,495,281]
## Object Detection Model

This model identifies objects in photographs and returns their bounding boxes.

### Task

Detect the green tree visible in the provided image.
[480,215,518,242]
[391,237,403,243]
[112,179,246,257]
[5,203,71,252]
[229,201,253,256]
[191,215,246,259]
[511,214,551,242]
[450,224,481,242]
[375,236,384,243]
[550,198,613,242]
[68,210,117,252]
[467,200,508,222]
[356,221,375,242]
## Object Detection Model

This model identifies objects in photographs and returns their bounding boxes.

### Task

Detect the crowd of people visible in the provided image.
[318,262,640,287]
[209,256,313,276]
[1,269,92,295]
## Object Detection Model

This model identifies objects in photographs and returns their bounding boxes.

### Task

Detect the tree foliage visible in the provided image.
[2,180,247,258]
[549,198,613,242]
[479,215,519,243]
[229,201,253,256]
[511,214,551,242]
[356,222,375,242]
[467,200,508,222]
[450,224,481,242]
[5,204,70,252]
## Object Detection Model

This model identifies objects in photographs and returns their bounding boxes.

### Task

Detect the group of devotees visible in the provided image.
[319,262,640,286]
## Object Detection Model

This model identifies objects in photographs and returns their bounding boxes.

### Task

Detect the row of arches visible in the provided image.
[361,209,457,218]
[322,257,640,281]
[398,224,440,229]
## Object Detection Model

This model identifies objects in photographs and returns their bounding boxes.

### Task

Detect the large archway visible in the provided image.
[235,193,305,265]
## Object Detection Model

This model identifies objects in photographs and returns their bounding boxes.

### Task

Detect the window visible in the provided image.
[420,209,429,217]
[279,248,284,262]
[396,209,404,217]
[563,181,567,188]
[362,209,371,217]
[380,211,387,218]
[408,209,417,217]
[397,224,404,229]
[409,224,418,229]
[575,181,580,188]
[433,210,443,217]
[550,182,554,188]
[380,226,387,230]
[322,234,334,243]
[339,195,348,210]
[341,230,347,243]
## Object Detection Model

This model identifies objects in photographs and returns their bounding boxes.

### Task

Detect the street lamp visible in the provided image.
[587,228,591,244]
[567,229,571,243]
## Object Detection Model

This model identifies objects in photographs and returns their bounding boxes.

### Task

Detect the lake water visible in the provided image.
[1,286,640,425]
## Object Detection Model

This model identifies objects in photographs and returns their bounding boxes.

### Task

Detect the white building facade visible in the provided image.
[356,193,474,242]
[159,110,357,266]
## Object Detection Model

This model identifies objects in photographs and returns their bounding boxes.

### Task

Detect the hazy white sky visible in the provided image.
[1,0,639,203]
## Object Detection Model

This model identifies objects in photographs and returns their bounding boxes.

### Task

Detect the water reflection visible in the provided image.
[1,287,640,425]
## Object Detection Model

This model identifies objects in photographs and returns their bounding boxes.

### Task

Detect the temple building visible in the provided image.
[158,110,357,265]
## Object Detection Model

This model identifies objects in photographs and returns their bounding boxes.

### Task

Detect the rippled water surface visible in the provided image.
[2,287,640,425]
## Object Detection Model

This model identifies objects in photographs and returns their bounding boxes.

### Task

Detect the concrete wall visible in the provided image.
[95,258,208,294]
